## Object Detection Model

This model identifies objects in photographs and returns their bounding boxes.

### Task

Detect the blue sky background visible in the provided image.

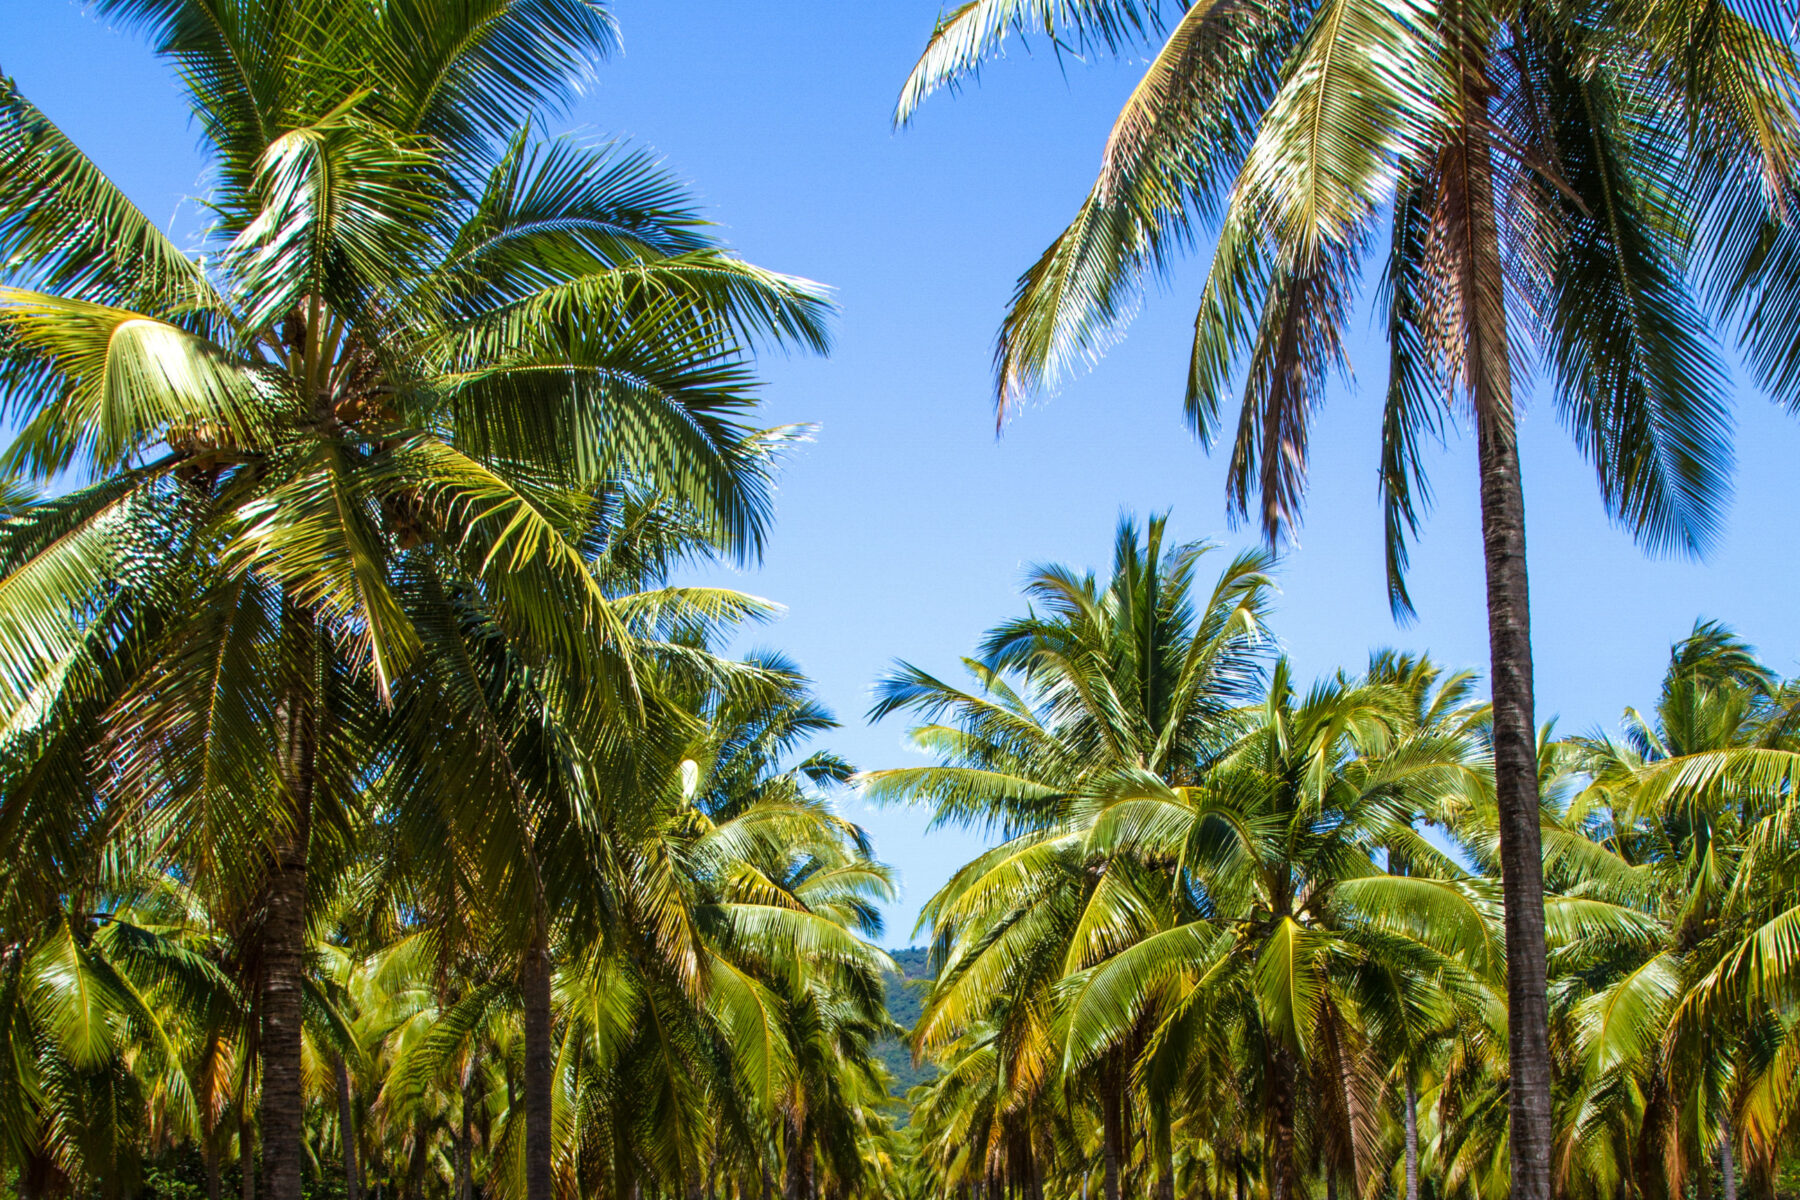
[8,0,1800,941]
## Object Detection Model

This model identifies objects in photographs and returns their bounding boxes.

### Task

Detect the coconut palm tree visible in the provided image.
[1066,659,1498,1200]
[864,515,1273,1200]
[1552,625,1800,1200]
[0,4,829,1198]
[893,8,1800,1195]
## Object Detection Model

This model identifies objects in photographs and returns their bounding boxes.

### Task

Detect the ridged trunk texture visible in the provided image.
[1444,36,1553,1200]
[1477,399,1553,1200]
[261,681,314,1200]
[522,942,555,1200]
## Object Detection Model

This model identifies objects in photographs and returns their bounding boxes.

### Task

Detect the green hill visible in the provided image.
[877,946,938,1105]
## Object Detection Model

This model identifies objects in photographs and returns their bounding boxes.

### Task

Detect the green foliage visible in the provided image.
[871,522,1800,1200]
[875,949,937,1100]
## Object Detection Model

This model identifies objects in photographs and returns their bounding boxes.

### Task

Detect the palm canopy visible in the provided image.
[864,514,1273,834]
[0,0,830,710]
[0,6,832,1200]
[895,0,1800,611]
[862,516,1272,1200]
[1065,658,1496,1200]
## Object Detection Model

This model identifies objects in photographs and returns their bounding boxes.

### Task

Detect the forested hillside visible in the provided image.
[877,947,936,1098]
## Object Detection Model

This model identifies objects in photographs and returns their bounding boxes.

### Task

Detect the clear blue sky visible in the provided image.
[8,0,1800,941]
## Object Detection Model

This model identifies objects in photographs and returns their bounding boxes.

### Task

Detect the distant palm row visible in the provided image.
[878,518,1800,1200]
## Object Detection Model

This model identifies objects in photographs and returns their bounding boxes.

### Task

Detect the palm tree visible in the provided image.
[1556,625,1800,1200]
[0,4,829,1197]
[893,8,1800,1196]
[1068,659,1497,1200]
[864,515,1273,1200]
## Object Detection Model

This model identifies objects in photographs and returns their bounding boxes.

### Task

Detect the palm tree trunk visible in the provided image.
[1448,41,1553,1200]
[522,939,554,1200]
[1404,1075,1420,1200]
[1101,1065,1124,1200]
[335,1053,361,1200]
[1269,1049,1299,1200]
[205,1137,222,1200]
[1476,399,1554,1200]
[784,1116,806,1200]
[1156,1114,1176,1200]
[1722,1113,1738,1200]
[240,1105,256,1200]
[261,678,314,1200]
[456,1054,476,1200]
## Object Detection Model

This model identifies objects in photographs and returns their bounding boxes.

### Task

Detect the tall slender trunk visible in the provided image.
[522,939,554,1200]
[1101,1065,1123,1200]
[784,1116,806,1200]
[1269,1049,1299,1200]
[457,1054,476,1200]
[455,1122,471,1200]
[240,1106,256,1200]
[201,1040,225,1200]
[1156,1111,1176,1200]
[1721,1112,1738,1200]
[335,1053,361,1200]
[1446,37,1553,1200]
[1477,401,1553,1200]
[1404,1075,1420,1200]
[261,674,315,1200]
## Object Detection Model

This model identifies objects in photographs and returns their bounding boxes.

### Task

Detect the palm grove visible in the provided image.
[3,1,1800,1200]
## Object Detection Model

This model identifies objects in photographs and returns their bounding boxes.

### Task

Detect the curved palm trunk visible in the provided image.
[1447,41,1554,1200]
[261,681,314,1200]
[522,940,555,1200]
